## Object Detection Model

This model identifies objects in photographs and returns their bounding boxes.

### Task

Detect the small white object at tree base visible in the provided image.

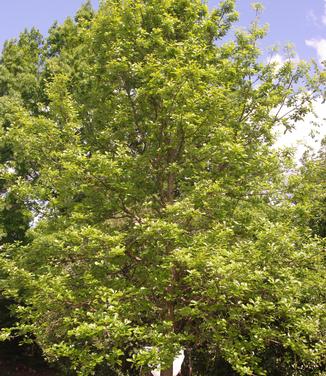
[151,350,185,376]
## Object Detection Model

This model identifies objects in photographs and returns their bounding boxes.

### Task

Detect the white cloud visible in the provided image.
[323,0,326,25]
[270,53,284,66]
[307,9,319,27]
[268,53,285,72]
[305,38,326,64]
[308,2,326,27]
[275,98,326,163]
[267,53,300,73]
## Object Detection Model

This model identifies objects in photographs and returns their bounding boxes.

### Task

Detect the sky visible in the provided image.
[0,0,325,158]
[232,0,326,64]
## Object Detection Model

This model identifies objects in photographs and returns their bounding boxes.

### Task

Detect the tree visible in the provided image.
[0,1,325,375]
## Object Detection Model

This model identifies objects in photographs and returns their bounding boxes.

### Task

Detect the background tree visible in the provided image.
[0,27,45,367]
[289,139,326,238]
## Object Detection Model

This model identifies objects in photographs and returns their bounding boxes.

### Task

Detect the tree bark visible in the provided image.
[180,349,192,376]
[160,145,178,376]
[161,368,173,376]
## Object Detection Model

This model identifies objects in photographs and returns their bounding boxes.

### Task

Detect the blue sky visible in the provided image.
[0,0,97,48]
[233,0,326,63]
[1,0,325,64]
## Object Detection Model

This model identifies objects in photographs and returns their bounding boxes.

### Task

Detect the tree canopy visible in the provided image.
[0,1,325,375]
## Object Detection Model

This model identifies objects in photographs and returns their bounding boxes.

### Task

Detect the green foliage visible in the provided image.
[0,1,325,375]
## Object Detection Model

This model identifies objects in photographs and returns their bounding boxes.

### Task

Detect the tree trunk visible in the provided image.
[161,368,173,376]
[181,349,192,376]
[161,156,177,376]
